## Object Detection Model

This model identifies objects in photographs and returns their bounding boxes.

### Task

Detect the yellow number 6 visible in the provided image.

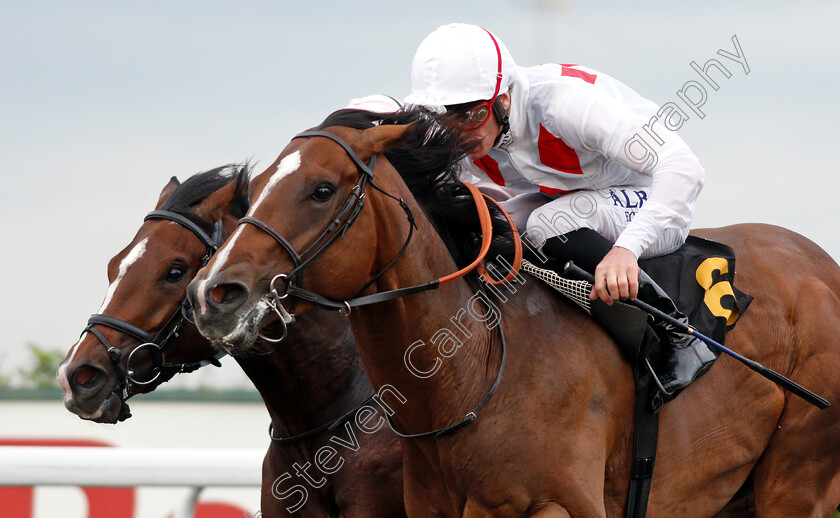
[695,257,739,326]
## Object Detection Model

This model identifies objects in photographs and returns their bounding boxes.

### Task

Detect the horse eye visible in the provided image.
[164,266,186,283]
[310,184,335,202]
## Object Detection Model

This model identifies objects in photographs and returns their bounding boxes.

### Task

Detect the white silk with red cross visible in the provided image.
[463,63,704,260]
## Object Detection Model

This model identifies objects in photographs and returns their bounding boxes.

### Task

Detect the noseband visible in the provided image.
[239,129,523,319]
[237,130,420,332]
[81,211,226,421]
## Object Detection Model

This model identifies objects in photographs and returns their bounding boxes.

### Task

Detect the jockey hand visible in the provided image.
[589,246,641,305]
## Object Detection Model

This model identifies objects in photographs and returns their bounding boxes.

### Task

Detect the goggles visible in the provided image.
[449,101,494,130]
[445,27,504,132]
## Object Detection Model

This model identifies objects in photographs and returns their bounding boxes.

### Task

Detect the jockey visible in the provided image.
[404,22,717,398]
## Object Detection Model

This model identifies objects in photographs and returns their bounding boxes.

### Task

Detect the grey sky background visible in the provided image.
[1,0,838,388]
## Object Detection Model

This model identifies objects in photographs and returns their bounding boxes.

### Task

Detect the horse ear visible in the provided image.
[358,124,413,156]
[191,176,240,223]
[155,176,180,209]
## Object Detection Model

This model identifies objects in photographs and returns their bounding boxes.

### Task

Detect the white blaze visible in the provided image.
[194,151,301,313]
[251,151,301,213]
[97,238,149,314]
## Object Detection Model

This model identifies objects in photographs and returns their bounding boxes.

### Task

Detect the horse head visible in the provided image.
[58,166,249,423]
[188,117,419,354]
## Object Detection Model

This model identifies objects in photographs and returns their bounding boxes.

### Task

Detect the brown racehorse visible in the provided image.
[188,109,840,517]
[58,166,406,517]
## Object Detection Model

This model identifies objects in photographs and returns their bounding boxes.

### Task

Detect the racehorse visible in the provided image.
[57,166,406,517]
[188,109,840,517]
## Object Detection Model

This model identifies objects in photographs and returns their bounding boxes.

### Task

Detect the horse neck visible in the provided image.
[222,213,372,437]
[234,310,371,439]
[347,184,503,435]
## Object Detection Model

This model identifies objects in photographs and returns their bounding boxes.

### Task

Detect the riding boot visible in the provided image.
[539,230,650,360]
[636,272,720,398]
[539,230,720,399]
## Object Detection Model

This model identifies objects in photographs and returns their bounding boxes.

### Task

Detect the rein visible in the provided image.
[241,130,523,318]
[268,394,376,444]
[81,210,226,421]
[384,281,509,439]
[238,128,523,439]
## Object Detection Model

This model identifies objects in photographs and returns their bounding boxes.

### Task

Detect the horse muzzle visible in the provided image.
[60,362,125,423]
[188,277,270,354]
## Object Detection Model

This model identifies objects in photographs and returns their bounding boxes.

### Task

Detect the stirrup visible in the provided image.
[644,357,672,413]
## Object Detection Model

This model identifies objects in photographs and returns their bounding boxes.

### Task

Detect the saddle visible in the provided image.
[522,235,753,364]
[518,235,753,518]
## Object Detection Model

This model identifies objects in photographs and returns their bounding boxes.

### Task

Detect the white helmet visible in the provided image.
[404,23,516,110]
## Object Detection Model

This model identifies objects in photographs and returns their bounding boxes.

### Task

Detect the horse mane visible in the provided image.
[160,164,251,231]
[318,109,516,275]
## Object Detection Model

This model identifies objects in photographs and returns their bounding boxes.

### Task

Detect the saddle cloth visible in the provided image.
[520,235,753,347]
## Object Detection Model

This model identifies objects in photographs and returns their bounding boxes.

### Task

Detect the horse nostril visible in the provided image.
[73,364,104,389]
[211,285,228,304]
[206,282,248,309]
[76,366,93,385]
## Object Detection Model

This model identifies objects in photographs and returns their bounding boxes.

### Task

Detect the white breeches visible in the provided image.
[501,187,688,259]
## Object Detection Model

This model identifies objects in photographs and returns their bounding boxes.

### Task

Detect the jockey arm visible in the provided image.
[547,82,705,302]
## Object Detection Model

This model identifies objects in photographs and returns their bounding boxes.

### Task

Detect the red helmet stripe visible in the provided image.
[481,27,503,103]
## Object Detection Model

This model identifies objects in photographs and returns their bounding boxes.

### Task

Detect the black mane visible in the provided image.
[318,109,515,274]
[160,164,250,232]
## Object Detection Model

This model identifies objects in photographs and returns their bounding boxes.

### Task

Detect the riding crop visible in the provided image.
[564,261,831,410]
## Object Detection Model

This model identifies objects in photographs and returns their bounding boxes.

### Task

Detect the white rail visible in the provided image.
[0,446,264,518]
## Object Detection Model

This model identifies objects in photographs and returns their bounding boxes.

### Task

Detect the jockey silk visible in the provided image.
[462,63,705,259]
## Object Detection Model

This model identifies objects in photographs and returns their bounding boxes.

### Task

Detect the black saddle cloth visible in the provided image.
[639,235,752,344]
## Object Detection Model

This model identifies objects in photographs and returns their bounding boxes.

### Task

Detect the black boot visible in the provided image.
[637,271,720,398]
[540,231,720,399]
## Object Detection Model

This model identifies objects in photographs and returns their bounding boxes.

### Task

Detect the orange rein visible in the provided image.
[437,182,523,287]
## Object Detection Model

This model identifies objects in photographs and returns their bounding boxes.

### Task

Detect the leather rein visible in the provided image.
[238,129,524,439]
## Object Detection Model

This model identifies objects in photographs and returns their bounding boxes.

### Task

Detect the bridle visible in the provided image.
[241,130,522,318]
[81,210,227,422]
[238,130,422,332]
[238,128,525,439]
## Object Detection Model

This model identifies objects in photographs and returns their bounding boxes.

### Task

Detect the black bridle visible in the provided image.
[81,210,226,421]
[237,129,508,440]
[239,131,450,324]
